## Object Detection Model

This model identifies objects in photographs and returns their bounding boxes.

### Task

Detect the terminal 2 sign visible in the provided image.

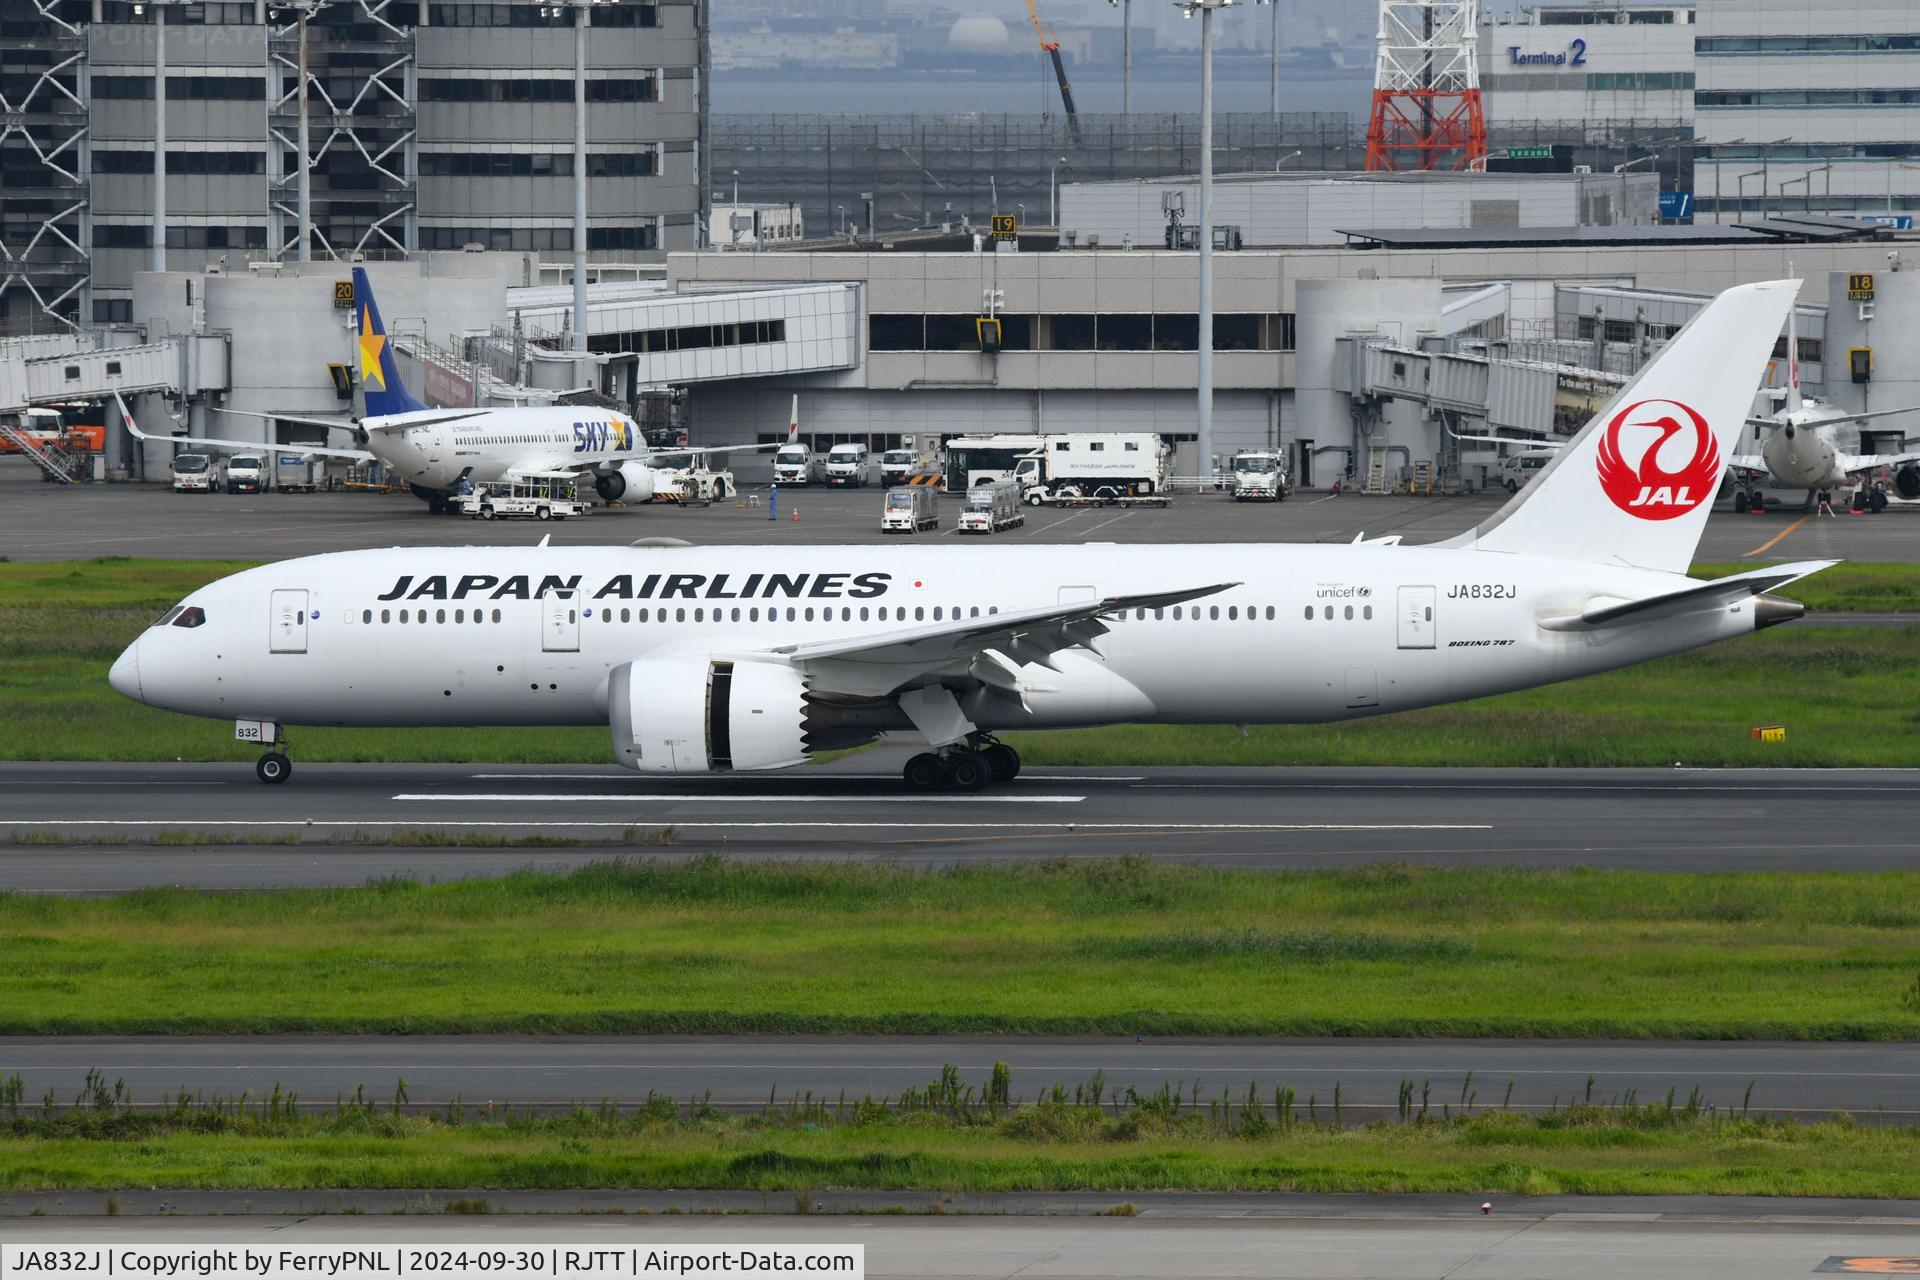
[1506,37,1588,67]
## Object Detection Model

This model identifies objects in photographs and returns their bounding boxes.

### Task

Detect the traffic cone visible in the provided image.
[791,508,799,521]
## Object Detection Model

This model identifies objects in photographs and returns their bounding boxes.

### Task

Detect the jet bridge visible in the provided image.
[0,331,227,414]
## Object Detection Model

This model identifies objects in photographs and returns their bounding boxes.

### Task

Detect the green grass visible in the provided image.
[1,860,1917,1038]
[12,557,1920,767]
[2,1084,1918,1198]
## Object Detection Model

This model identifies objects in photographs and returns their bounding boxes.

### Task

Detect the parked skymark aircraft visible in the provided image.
[122,267,778,513]
[112,280,1827,789]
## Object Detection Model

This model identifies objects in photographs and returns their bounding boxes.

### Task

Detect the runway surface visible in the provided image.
[9,1211,1920,1279]
[5,1035,1916,1118]
[5,761,1920,885]
[7,462,1919,563]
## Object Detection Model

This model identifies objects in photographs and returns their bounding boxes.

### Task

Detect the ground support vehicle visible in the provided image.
[172,454,217,492]
[1230,451,1288,501]
[651,463,734,505]
[957,481,1026,533]
[881,484,940,533]
[460,474,584,521]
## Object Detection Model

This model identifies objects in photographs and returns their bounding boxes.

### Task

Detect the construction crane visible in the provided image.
[1026,0,1083,143]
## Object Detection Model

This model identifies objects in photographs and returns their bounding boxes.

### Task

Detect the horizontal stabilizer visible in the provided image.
[1539,560,1835,632]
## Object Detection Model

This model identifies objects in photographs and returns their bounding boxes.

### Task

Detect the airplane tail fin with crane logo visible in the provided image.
[351,267,429,418]
[1444,278,1800,576]
[787,394,800,444]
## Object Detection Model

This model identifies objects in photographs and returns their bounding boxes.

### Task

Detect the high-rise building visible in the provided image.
[1695,0,1920,222]
[0,0,706,331]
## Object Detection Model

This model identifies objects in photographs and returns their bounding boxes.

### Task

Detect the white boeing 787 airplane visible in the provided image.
[112,280,1828,789]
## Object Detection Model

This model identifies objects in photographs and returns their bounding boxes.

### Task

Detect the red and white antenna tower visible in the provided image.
[1364,0,1487,172]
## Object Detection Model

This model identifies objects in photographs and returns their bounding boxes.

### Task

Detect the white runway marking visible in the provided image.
[468,773,1149,782]
[393,792,1088,804]
[0,819,1492,832]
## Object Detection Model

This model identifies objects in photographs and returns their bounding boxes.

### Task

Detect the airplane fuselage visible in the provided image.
[1759,408,1848,490]
[114,543,1763,741]
[369,407,646,490]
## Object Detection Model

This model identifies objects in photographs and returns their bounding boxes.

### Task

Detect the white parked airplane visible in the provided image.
[112,280,1828,789]
[121,267,782,513]
[1726,305,1920,512]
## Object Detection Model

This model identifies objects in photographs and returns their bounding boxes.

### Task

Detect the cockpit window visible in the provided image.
[152,606,184,628]
[172,606,206,629]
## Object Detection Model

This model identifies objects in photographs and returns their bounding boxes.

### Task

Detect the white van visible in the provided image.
[825,443,871,487]
[1499,448,1556,494]
[772,442,818,486]
[224,454,266,494]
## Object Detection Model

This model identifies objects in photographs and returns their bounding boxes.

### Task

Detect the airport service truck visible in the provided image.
[880,440,943,488]
[957,481,1025,533]
[1499,447,1556,494]
[880,484,939,533]
[1230,451,1288,502]
[824,442,872,487]
[172,453,216,493]
[771,440,820,486]
[1010,433,1170,506]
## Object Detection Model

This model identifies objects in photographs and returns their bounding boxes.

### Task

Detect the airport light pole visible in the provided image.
[1257,0,1277,117]
[1049,156,1071,226]
[1274,148,1301,171]
[1735,169,1763,221]
[136,1,191,273]
[1106,0,1132,120]
[546,1,617,353]
[1180,0,1237,490]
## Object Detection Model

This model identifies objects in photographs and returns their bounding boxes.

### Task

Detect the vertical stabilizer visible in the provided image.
[1445,279,1798,575]
[787,394,800,443]
[1785,294,1805,417]
[352,267,429,418]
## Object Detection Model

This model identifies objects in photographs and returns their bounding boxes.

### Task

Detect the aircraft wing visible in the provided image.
[1446,432,1565,450]
[362,410,492,432]
[1728,454,1769,475]
[118,396,375,462]
[1538,561,1835,633]
[216,406,360,433]
[1840,451,1920,476]
[766,582,1237,700]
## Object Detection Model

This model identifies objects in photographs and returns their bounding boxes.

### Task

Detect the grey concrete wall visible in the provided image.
[1822,267,1920,445]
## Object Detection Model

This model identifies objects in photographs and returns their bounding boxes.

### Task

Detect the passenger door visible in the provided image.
[269,589,309,654]
[1397,585,1437,650]
[541,587,580,653]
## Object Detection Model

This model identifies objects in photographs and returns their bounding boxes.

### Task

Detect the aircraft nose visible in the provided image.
[108,638,143,703]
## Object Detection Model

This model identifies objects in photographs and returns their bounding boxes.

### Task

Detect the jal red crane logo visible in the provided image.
[1595,398,1720,521]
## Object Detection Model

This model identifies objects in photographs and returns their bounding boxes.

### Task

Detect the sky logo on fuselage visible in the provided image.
[572,420,633,454]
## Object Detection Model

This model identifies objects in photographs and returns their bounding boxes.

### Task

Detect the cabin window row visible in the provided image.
[1134,605,1278,621]
[359,607,504,624]
[1304,604,1375,621]
[594,604,1004,624]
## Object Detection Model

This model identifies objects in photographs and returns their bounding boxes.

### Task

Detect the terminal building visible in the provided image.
[0,0,705,331]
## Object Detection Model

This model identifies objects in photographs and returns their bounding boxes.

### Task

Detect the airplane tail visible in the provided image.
[1445,279,1798,576]
[352,267,428,417]
[787,394,800,444]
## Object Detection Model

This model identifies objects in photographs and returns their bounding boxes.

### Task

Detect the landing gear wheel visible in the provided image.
[255,751,292,784]
[428,494,447,515]
[903,753,945,790]
[1733,491,1749,514]
[981,743,1021,783]
[944,750,992,791]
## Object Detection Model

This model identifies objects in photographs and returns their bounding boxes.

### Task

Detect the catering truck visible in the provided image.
[1229,451,1288,501]
[1009,433,1170,505]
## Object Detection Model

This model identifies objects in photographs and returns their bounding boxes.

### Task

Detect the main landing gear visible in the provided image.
[903,737,1022,791]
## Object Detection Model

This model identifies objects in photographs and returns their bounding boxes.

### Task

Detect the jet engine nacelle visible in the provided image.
[609,656,810,774]
[1895,464,1920,502]
[595,461,657,504]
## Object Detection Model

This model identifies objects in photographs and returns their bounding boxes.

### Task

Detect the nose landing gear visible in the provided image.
[902,736,1022,791]
[242,721,293,783]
